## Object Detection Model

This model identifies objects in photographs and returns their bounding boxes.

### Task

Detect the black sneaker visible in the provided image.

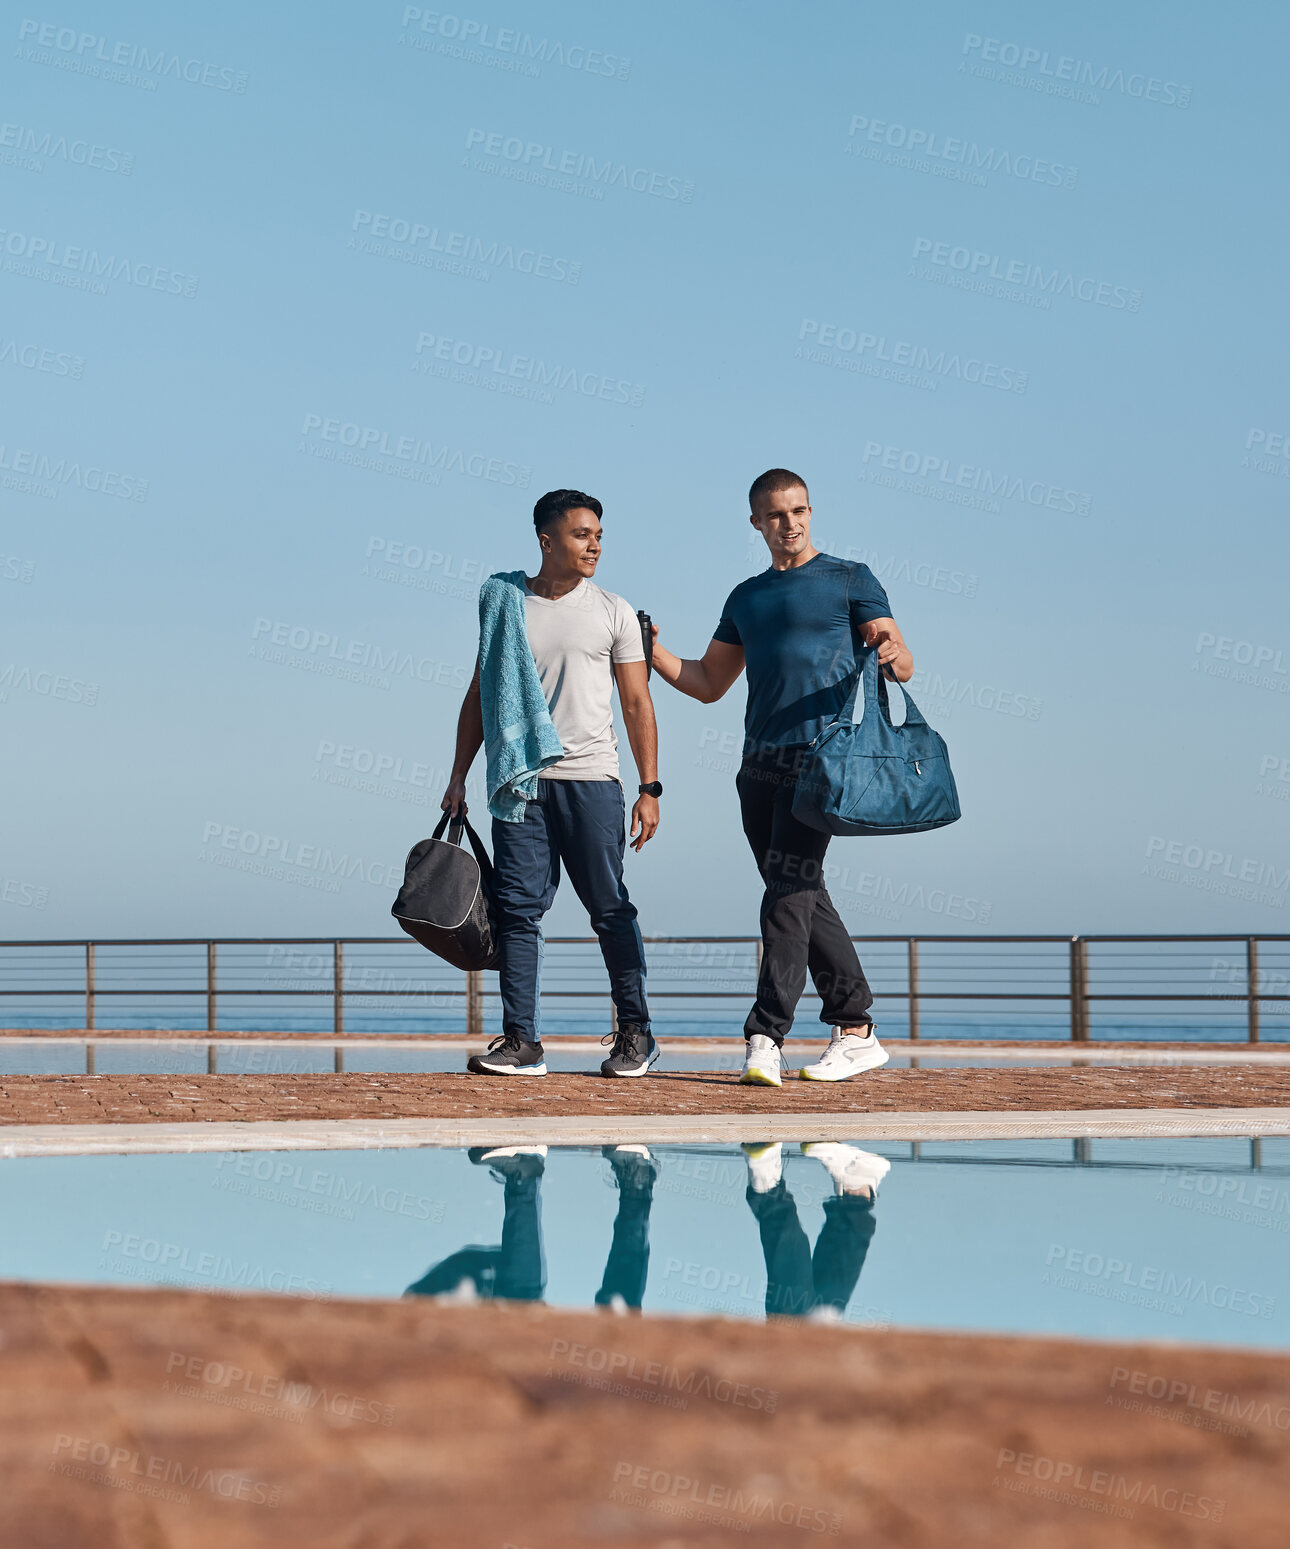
[600,1023,657,1078]
[467,1032,547,1076]
[601,1143,658,1191]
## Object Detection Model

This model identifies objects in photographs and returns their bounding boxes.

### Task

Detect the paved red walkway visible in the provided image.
[0,1066,1284,1124]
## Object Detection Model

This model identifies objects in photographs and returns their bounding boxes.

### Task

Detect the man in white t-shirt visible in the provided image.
[443,489,661,1077]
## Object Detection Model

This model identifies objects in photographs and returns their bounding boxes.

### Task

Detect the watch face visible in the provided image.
[640,782,662,797]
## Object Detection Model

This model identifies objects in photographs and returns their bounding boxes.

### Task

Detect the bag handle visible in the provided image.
[432,809,495,881]
[838,646,929,731]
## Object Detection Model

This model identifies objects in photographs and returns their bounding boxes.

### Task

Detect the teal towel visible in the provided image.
[478,570,565,822]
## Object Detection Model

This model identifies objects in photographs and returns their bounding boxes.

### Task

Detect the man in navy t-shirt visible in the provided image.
[650,469,915,1086]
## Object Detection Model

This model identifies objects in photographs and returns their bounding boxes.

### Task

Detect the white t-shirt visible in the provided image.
[523,578,644,781]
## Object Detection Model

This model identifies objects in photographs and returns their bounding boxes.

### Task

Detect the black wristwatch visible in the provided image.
[638,781,663,798]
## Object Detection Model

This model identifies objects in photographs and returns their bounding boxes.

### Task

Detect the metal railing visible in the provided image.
[1,936,1287,1053]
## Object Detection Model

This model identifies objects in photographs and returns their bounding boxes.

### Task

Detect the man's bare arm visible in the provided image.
[441,660,483,814]
[861,617,914,682]
[650,635,746,704]
[613,659,659,852]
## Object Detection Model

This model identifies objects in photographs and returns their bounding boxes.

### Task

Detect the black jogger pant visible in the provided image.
[736,749,874,1046]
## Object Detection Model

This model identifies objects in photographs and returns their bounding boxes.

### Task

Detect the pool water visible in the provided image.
[3,1137,1286,1349]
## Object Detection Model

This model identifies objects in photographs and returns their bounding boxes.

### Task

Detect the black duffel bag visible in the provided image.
[391,812,499,971]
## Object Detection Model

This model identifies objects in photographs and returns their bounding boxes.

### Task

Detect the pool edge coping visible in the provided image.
[2,1106,1288,1157]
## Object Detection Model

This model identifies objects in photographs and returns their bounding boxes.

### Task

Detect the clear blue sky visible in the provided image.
[3,0,1288,939]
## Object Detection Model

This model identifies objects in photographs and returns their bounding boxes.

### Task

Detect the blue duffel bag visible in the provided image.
[792,646,961,837]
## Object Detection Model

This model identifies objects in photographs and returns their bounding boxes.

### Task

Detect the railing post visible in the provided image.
[206,941,217,1034]
[907,938,920,1040]
[85,942,95,1031]
[1069,937,1089,1041]
[1247,938,1260,1044]
[333,941,344,1037]
[85,1042,96,1075]
[465,970,483,1038]
[334,1045,345,1073]
[207,1043,218,1074]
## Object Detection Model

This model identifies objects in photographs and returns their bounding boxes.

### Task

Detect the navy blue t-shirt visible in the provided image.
[712,553,892,756]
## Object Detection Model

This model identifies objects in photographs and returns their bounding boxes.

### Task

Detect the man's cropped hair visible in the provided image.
[749,468,809,509]
[533,488,603,533]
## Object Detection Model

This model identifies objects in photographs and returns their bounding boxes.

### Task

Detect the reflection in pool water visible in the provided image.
[407,1141,888,1321]
[2,1136,1286,1349]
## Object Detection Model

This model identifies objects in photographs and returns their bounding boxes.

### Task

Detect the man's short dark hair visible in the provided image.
[749,468,809,510]
[533,488,603,533]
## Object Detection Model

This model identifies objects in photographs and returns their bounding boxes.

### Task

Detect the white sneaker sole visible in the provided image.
[470,1060,548,1076]
[602,1061,652,1077]
[740,1066,782,1087]
[799,1046,890,1082]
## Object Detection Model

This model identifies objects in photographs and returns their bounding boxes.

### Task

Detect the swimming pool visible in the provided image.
[3,1136,1285,1348]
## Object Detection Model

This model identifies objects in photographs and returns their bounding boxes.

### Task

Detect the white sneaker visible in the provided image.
[740,1034,782,1086]
[800,1143,891,1195]
[799,1028,889,1082]
[741,1141,783,1192]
